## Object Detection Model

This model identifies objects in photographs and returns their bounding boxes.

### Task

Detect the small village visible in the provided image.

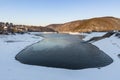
[0,22,28,34]
[0,22,55,34]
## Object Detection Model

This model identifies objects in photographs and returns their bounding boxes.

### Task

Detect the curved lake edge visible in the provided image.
[15,33,113,70]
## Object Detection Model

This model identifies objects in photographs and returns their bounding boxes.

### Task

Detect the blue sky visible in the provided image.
[0,0,120,26]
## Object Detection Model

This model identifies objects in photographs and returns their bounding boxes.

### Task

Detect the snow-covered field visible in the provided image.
[0,32,120,80]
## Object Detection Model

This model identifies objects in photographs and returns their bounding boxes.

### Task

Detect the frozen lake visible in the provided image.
[0,32,120,80]
[16,34,113,69]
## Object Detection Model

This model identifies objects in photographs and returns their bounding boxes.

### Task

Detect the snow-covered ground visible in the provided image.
[0,32,120,80]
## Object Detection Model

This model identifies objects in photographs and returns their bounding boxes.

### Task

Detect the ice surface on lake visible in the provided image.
[16,34,113,69]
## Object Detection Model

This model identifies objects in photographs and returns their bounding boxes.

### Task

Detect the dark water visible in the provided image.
[118,54,120,59]
[15,34,113,70]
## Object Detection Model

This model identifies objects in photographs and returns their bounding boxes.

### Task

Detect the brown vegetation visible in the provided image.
[47,16,120,32]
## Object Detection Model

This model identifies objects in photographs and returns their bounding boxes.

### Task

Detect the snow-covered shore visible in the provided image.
[0,32,120,80]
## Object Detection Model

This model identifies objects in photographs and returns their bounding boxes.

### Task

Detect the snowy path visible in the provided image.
[0,33,120,80]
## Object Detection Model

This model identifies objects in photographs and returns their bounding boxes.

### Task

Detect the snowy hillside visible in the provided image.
[0,32,120,80]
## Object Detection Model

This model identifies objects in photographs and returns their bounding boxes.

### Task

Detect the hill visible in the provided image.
[46,16,120,32]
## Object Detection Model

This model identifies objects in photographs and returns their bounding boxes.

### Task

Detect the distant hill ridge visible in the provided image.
[46,16,120,32]
[1,16,120,33]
